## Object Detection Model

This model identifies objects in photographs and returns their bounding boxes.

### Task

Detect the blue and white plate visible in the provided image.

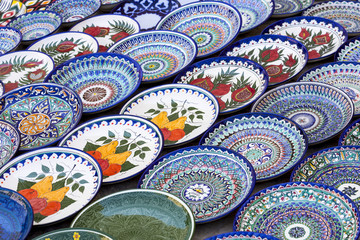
[335,35,360,62]
[0,120,20,168]
[273,0,313,17]
[0,27,21,55]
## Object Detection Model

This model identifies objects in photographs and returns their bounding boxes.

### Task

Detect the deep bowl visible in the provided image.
[0,27,21,55]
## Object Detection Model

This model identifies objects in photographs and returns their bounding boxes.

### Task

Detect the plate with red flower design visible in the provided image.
[69,14,140,53]
[262,16,348,62]
[0,50,54,94]
[173,56,268,114]
[220,35,308,87]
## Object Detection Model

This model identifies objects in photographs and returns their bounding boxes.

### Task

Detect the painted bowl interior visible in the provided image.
[0,120,20,167]
[251,82,354,144]
[335,36,360,62]
[156,2,241,57]
[139,146,255,223]
[0,27,21,55]
[339,118,360,146]
[32,228,114,240]
[45,53,142,113]
[200,113,307,181]
[273,0,313,17]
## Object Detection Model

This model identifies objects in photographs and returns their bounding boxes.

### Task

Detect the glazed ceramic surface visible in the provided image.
[273,0,313,17]
[0,0,27,27]
[139,146,255,223]
[0,147,102,226]
[111,0,181,31]
[335,36,360,62]
[7,11,62,43]
[32,228,114,240]
[174,56,268,114]
[220,35,308,86]
[0,120,20,168]
[0,27,21,55]
[234,182,360,240]
[0,187,33,240]
[69,14,140,52]
[45,53,142,114]
[120,84,219,147]
[108,31,197,83]
[0,83,83,151]
[27,32,99,67]
[251,82,354,144]
[205,231,280,240]
[156,1,242,58]
[58,115,163,184]
[0,0,12,12]
[339,118,360,146]
[302,0,360,36]
[298,62,360,116]
[200,113,307,181]
[71,189,195,240]
[262,16,347,62]
[21,0,56,12]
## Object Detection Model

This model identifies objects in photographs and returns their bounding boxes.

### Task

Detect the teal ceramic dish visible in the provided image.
[32,228,114,240]
[0,120,20,168]
[0,27,21,55]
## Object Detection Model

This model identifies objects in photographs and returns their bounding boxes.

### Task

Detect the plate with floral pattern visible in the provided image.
[0,50,54,94]
[262,16,348,62]
[32,228,114,240]
[173,56,268,114]
[27,32,98,67]
[298,61,360,116]
[69,14,140,52]
[205,231,280,240]
[335,35,360,62]
[120,84,219,147]
[273,0,313,18]
[139,146,255,223]
[0,120,20,168]
[200,113,308,181]
[251,82,354,145]
[0,147,102,226]
[339,118,360,146]
[220,35,308,86]
[0,83,83,151]
[234,182,360,240]
[58,115,163,184]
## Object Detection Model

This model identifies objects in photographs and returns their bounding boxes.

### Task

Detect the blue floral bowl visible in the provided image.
[0,120,20,167]
[45,52,142,113]
[0,27,21,55]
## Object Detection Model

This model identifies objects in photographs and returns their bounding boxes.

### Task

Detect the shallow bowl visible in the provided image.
[0,120,20,167]
[0,27,21,55]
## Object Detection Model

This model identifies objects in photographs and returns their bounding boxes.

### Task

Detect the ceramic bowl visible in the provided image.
[302,0,360,36]
[0,120,20,168]
[58,115,164,184]
[69,14,140,52]
[108,30,197,83]
[273,0,313,17]
[220,35,308,86]
[251,82,354,145]
[45,52,142,114]
[27,32,99,67]
[156,1,242,58]
[0,187,33,240]
[111,0,181,31]
[234,182,360,240]
[262,16,348,62]
[0,83,83,151]
[298,61,360,116]
[7,11,62,44]
[0,27,21,55]
[0,50,55,94]
[139,146,255,223]
[71,189,195,239]
[0,147,102,226]
[32,228,114,240]
[0,0,27,27]
[200,113,308,181]
[335,35,360,62]
[339,118,360,146]
[173,56,269,114]
[205,232,280,240]
[45,0,101,25]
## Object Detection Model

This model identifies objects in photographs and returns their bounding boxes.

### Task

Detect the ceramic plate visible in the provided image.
[220,35,308,86]
[0,147,102,226]
[173,56,268,114]
[58,115,163,184]
[291,146,360,210]
[335,36,360,62]
[0,50,54,94]
[32,228,114,240]
[0,27,22,55]
[111,0,181,31]
[251,82,354,145]
[108,30,197,83]
[273,0,313,17]
[0,83,83,151]
[0,187,33,240]
[71,189,195,239]
[120,84,219,147]
[339,118,360,146]
[156,1,242,58]
[69,14,140,52]
[27,32,99,66]
[205,231,280,240]
[139,146,255,223]
[303,0,360,36]
[262,16,348,62]
[45,53,142,114]
[0,120,20,167]
[200,113,308,181]
[0,0,27,27]
[234,182,360,239]
[298,61,360,116]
